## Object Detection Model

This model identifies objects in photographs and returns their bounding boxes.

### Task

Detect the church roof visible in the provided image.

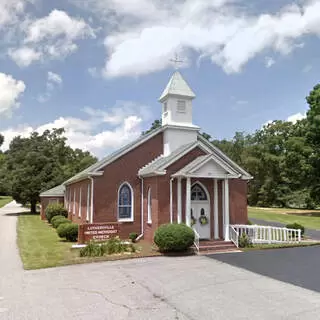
[138,141,199,177]
[63,126,165,185]
[159,71,196,102]
[40,184,65,197]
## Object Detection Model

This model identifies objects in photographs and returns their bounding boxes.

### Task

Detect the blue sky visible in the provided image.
[1,0,320,158]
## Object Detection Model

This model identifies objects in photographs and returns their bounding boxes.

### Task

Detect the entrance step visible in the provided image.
[194,240,239,255]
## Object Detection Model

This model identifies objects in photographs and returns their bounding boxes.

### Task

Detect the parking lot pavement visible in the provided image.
[209,245,320,293]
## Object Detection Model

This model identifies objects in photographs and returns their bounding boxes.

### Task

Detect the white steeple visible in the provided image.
[159,71,199,156]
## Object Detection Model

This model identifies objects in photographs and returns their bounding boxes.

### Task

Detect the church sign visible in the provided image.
[78,223,120,244]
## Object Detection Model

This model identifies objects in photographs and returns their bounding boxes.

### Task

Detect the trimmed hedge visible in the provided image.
[57,223,78,242]
[45,203,68,223]
[54,218,71,229]
[51,215,69,228]
[154,223,195,252]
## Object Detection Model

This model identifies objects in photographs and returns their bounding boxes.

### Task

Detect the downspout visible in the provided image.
[137,176,144,241]
[89,177,94,223]
[170,178,174,223]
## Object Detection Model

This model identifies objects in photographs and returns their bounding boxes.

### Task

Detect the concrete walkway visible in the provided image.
[1,202,320,319]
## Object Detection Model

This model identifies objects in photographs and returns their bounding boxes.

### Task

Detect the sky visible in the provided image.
[1,0,320,158]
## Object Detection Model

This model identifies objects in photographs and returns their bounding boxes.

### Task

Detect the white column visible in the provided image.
[224,178,230,241]
[214,179,219,239]
[177,178,182,224]
[186,177,191,226]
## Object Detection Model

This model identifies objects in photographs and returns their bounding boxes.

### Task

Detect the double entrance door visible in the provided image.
[190,183,211,240]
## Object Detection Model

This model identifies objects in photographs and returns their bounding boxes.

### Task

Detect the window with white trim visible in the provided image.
[73,189,76,215]
[49,199,59,204]
[164,102,168,113]
[78,187,82,217]
[177,100,186,113]
[86,184,91,222]
[118,183,133,221]
[68,189,71,212]
[147,187,152,224]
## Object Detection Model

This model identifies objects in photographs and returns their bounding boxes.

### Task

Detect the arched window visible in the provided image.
[118,183,134,221]
[147,188,152,224]
[191,183,208,201]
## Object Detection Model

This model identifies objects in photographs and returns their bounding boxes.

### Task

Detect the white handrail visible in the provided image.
[229,225,239,248]
[231,224,302,245]
[193,229,200,253]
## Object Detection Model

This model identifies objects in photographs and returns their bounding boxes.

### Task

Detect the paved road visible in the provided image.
[250,218,320,240]
[1,202,320,319]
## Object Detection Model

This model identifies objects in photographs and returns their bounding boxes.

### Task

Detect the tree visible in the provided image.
[142,119,162,135]
[5,129,97,213]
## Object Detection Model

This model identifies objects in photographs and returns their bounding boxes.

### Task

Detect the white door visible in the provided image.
[191,183,211,239]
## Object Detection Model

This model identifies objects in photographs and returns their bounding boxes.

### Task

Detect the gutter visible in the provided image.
[170,178,174,223]
[89,177,94,223]
[136,176,144,241]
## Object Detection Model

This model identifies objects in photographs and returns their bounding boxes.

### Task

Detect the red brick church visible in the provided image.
[40,71,252,242]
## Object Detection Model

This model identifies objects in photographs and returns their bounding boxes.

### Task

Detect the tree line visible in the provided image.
[1,83,320,211]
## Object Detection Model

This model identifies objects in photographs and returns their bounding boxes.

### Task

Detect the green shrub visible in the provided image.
[64,224,78,242]
[79,237,136,257]
[57,223,78,242]
[80,241,106,257]
[239,233,253,248]
[57,223,70,239]
[45,203,68,223]
[286,223,305,236]
[154,223,195,253]
[129,232,138,243]
[247,220,253,225]
[54,218,71,229]
[51,216,70,228]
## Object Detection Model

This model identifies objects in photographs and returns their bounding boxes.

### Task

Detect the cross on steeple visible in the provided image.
[170,53,183,70]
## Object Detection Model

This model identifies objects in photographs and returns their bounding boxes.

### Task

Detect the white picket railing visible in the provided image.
[193,229,200,253]
[231,224,302,245]
[229,225,239,247]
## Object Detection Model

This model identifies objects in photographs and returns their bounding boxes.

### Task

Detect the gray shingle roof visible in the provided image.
[40,185,65,197]
[138,141,198,176]
[159,71,196,102]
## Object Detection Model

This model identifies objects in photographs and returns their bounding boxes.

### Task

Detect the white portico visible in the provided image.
[172,154,241,241]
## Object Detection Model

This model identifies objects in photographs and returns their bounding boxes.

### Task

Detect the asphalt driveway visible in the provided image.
[1,202,320,319]
[209,246,320,293]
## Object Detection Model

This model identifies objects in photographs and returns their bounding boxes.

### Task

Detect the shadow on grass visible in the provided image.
[5,211,39,217]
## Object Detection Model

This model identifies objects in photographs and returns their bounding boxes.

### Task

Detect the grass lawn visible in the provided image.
[17,214,165,270]
[0,196,12,208]
[248,207,320,230]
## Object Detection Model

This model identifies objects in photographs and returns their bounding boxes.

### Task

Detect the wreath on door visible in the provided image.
[199,216,208,225]
[199,208,208,225]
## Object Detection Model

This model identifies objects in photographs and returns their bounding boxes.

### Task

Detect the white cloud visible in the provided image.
[287,112,306,123]
[9,9,95,67]
[71,0,320,77]
[0,0,26,27]
[265,56,275,68]
[0,73,26,117]
[37,72,63,103]
[48,71,62,84]
[8,47,41,67]
[1,101,153,157]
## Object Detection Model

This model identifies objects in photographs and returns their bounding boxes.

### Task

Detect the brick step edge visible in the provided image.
[199,246,236,252]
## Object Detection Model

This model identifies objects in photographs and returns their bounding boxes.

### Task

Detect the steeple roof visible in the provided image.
[159,71,196,102]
